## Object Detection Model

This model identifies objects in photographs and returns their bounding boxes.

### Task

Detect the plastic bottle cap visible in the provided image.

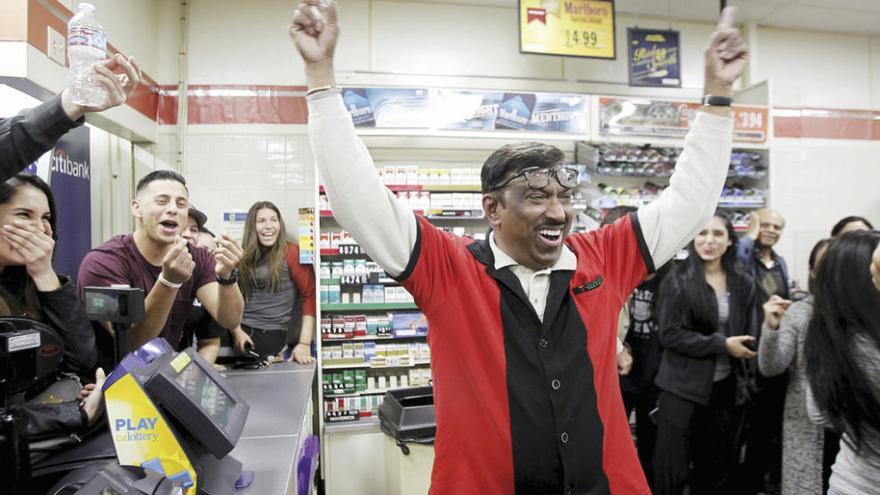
[79,2,96,10]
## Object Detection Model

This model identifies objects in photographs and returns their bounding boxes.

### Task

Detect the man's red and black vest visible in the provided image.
[396,213,654,494]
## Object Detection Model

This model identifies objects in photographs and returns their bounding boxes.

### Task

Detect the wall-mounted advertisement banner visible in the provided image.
[627,28,681,88]
[435,90,588,134]
[598,97,769,142]
[519,0,616,59]
[49,126,91,283]
[341,88,430,128]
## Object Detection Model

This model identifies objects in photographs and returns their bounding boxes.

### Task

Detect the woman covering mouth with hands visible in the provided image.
[0,174,106,439]
[229,201,316,364]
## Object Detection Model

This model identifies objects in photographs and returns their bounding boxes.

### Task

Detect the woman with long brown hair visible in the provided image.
[0,173,104,437]
[229,201,316,363]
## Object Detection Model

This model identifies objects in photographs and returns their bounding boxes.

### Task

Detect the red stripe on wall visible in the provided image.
[774,108,880,140]
[158,85,309,125]
[27,0,67,54]
[157,85,178,125]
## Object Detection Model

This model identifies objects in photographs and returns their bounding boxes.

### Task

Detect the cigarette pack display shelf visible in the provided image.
[579,135,771,151]
[319,161,485,492]
[323,334,427,343]
[422,184,481,192]
[594,196,766,209]
[322,209,427,219]
[587,168,767,180]
[319,184,482,193]
[577,141,771,225]
[322,209,485,221]
[425,208,485,219]
[319,247,372,257]
[323,302,419,312]
[325,388,399,398]
[323,359,432,371]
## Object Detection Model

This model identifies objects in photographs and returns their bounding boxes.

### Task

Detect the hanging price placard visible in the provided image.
[519,0,616,59]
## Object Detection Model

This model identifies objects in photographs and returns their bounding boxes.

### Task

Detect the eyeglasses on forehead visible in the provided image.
[490,166,580,192]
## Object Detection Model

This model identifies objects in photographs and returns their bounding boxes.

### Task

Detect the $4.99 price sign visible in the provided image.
[519,0,616,59]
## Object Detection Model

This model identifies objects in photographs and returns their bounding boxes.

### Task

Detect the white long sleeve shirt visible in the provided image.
[308,91,733,311]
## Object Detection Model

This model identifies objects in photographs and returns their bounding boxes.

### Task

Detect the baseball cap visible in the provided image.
[188,205,208,230]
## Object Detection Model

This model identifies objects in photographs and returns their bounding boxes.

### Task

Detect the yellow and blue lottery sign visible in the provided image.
[104,371,198,494]
[519,0,616,59]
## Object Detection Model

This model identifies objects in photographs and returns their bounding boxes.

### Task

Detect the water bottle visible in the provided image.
[67,3,107,107]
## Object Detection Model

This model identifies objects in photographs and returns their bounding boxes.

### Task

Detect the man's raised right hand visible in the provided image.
[161,236,195,286]
[290,0,339,87]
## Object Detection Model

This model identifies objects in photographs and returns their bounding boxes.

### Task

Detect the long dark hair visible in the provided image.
[659,211,738,332]
[805,231,880,456]
[238,201,287,301]
[807,238,832,293]
[0,174,58,318]
[830,216,874,237]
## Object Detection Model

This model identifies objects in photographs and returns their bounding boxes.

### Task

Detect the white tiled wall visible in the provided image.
[770,138,880,288]
[158,129,316,241]
[755,27,875,109]
[87,0,161,77]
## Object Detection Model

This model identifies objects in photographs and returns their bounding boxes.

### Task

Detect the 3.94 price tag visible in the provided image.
[736,110,764,130]
[732,106,769,142]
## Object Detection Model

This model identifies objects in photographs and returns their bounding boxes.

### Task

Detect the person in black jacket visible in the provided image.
[653,211,758,495]
[0,174,104,437]
[0,53,141,181]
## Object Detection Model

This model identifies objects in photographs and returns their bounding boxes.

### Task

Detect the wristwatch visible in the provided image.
[701,95,732,107]
[217,268,240,286]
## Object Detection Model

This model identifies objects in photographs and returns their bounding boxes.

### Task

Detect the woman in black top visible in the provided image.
[0,174,103,437]
[653,211,758,495]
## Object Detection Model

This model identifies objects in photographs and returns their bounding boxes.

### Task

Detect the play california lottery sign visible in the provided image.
[519,0,616,59]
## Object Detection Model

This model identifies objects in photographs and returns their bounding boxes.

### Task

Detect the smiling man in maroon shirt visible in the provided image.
[78,170,244,368]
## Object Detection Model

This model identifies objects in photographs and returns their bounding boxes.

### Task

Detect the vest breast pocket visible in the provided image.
[572,275,604,296]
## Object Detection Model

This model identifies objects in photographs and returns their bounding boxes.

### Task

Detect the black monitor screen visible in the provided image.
[173,360,236,427]
[141,348,248,458]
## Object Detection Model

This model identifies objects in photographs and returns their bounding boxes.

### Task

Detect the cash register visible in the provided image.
[99,339,249,495]
[34,287,251,494]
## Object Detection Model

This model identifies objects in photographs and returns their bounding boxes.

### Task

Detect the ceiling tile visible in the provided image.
[668,0,722,23]
[797,0,880,12]
[763,4,880,34]
[729,0,793,22]
[613,0,672,18]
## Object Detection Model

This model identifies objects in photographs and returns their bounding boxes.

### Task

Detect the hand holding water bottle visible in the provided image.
[61,54,141,120]
[62,3,141,120]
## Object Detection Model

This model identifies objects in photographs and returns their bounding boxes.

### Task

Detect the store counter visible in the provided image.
[226,362,316,494]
